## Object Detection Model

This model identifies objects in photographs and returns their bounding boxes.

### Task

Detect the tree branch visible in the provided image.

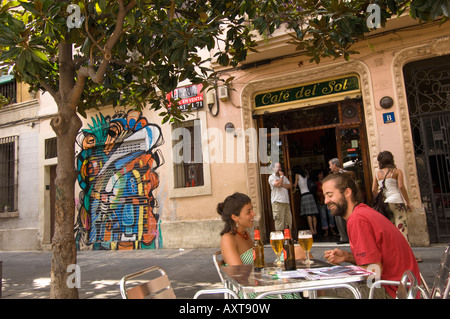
[39,80,60,104]
[72,57,89,70]
[68,0,137,111]
[100,0,136,67]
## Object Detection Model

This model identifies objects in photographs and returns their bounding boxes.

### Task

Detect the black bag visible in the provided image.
[372,170,390,218]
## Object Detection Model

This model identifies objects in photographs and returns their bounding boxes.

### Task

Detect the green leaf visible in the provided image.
[126,10,135,27]
[31,49,48,62]
[98,0,107,12]
[0,1,20,13]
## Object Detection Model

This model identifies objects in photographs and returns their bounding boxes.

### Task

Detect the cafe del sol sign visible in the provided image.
[254,75,360,109]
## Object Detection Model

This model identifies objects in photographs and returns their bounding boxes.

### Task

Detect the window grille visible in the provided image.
[0,80,17,104]
[0,136,18,212]
[45,137,57,159]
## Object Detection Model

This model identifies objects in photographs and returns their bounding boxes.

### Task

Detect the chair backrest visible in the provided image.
[430,244,450,299]
[213,250,225,284]
[396,270,419,299]
[120,266,176,299]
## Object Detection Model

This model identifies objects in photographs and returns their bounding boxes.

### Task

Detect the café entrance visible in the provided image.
[257,98,371,242]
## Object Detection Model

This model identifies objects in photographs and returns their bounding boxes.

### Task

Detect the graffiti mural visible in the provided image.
[75,110,164,250]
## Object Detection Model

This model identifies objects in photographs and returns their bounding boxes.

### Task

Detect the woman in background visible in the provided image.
[371,151,412,242]
[293,165,320,235]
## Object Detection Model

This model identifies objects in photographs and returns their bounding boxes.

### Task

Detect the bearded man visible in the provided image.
[321,172,420,299]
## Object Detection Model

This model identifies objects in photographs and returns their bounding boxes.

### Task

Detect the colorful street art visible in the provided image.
[75,110,164,250]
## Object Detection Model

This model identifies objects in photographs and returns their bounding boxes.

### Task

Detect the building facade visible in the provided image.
[0,79,42,250]
[1,14,449,251]
[214,16,450,247]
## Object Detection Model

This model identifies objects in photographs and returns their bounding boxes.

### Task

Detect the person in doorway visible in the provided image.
[268,163,293,231]
[316,170,338,237]
[328,158,349,244]
[322,172,420,299]
[293,165,319,235]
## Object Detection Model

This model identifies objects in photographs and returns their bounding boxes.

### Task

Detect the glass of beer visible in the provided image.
[270,231,284,268]
[298,230,314,266]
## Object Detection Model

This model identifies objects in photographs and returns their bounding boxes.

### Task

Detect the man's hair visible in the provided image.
[329,158,341,167]
[322,172,361,203]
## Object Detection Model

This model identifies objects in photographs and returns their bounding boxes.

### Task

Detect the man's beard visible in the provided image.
[328,196,348,217]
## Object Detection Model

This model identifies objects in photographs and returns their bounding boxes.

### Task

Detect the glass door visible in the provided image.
[336,126,371,203]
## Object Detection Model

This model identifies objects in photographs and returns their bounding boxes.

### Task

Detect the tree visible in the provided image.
[0,0,259,299]
[0,0,447,299]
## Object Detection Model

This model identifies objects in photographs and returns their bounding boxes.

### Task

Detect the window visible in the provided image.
[45,137,57,159]
[0,136,18,212]
[0,76,17,104]
[172,119,204,188]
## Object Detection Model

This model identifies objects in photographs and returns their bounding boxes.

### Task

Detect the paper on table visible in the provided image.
[278,265,374,280]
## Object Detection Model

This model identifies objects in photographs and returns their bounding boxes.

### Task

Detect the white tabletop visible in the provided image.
[220,259,372,299]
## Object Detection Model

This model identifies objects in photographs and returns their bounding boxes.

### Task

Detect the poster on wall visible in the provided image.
[166,83,204,111]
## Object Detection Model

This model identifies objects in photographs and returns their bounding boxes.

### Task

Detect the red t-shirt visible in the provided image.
[347,203,420,298]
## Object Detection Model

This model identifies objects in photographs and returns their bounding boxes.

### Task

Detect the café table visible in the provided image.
[219,259,372,299]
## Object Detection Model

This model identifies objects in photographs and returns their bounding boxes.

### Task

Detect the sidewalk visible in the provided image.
[0,243,447,299]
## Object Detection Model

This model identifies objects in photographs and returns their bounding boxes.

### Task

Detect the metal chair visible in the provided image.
[213,251,225,284]
[213,250,241,299]
[428,244,450,299]
[120,266,176,299]
[254,283,362,299]
[419,272,430,296]
[193,288,239,299]
[369,269,419,299]
[120,265,238,299]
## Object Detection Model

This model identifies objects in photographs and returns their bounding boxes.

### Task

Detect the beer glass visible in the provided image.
[298,230,314,265]
[270,231,284,268]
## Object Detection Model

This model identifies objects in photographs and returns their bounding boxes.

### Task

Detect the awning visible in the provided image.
[0,75,14,85]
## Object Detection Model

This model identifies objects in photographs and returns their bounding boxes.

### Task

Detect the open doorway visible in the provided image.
[287,128,338,240]
[258,99,370,242]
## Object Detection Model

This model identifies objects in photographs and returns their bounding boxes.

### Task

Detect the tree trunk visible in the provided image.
[49,43,82,299]
[50,109,81,299]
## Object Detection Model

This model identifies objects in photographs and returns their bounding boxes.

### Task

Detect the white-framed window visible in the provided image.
[172,119,204,188]
[169,112,211,198]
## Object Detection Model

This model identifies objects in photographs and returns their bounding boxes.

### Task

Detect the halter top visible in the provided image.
[377,169,404,204]
[239,248,254,265]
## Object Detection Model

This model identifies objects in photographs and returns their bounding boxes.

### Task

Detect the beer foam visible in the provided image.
[298,234,313,239]
[270,233,284,240]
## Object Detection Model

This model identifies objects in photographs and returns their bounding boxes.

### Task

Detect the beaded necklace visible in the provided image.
[236,230,249,240]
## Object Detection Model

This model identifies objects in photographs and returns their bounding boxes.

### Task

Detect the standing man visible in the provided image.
[268,163,293,231]
[328,158,349,244]
[322,172,420,299]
